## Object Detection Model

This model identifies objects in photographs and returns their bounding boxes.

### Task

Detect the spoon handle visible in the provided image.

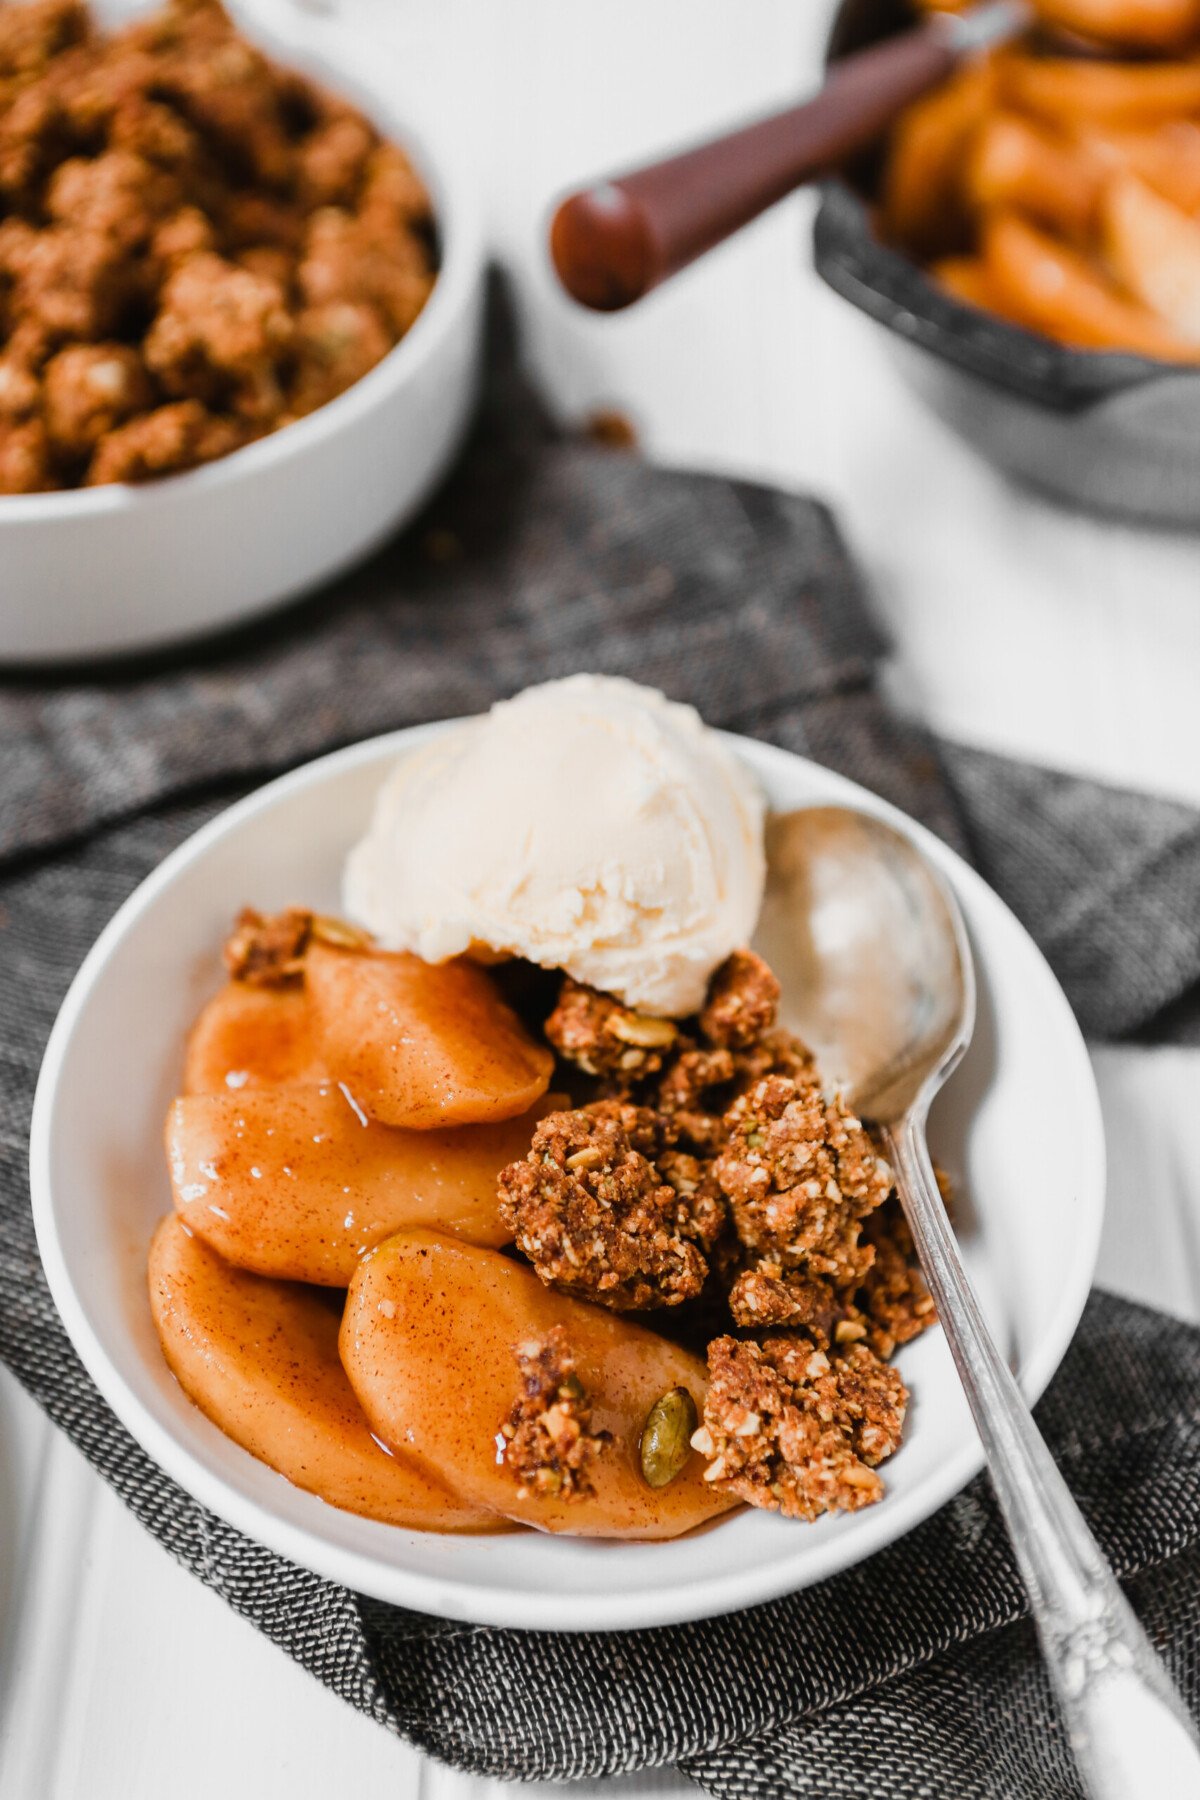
[884,1111,1200,1799]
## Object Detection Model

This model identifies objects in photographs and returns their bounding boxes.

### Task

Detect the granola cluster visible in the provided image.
[497,1105,718,1310]
[0,0,436,491]
[716,1074,893,1287]
[546,950,810,1155]
[857,1200,938,1360]
[223,906,371,987]
[501,946,940,1523]
[496,1326,609,1502]
[694,1334,907,1521]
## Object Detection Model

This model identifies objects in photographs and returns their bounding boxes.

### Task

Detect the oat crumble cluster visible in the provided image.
[496,1326,609,1503]
[497,1104,718,1311]
[499,947,941,1523]
[223,905,314,987]
[0,0,436,492]
[715,1073,893,1287]
[694,1334,907,1522]
[223,906,371,986]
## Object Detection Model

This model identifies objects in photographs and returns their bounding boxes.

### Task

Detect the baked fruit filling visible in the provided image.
[151,911,941,1538]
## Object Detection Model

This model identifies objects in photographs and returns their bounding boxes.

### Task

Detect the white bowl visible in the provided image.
[29,728,1105,1631]
[0,12,484,666]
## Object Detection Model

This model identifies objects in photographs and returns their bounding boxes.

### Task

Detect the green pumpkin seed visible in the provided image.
[639,1387,698,1489]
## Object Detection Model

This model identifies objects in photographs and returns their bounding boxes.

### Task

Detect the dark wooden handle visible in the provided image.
[549,20,962,312]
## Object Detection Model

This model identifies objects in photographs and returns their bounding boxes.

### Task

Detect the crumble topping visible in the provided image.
[698,949,781,1049]
[727,1263,842,1340]
[224,906,313,986]
[497,1106,711,1310]
[222,906,371,987]
[694,1334,907,1521]
[581,1101,728,1251]
[715,1075,892,1287]
[496,1326,609,1502]
[544,977,678,1080]
[857,1199,938,1360]
[652,1045,737,1151]
[546,953,815,1171]
[729,1028,816,1090]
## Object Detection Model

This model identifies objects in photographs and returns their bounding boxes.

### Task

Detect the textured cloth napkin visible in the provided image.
[3,282,1200,1797]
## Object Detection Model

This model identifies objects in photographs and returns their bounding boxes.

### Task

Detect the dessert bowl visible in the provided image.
[29,725,1105,1630]
[0,3,484,665]
[816,0,1200,525]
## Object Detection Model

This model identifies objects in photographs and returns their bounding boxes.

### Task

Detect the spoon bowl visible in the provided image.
[759,805,975,1122]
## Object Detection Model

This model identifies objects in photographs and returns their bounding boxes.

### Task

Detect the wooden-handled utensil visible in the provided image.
[549,0,1029,310]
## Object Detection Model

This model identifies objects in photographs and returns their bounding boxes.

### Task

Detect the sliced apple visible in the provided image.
[183,981,326,1094]
[305,943,554,1128]
[148,1215,501,1532]
[967,114,1104,242]
[340,1231,739,1539]
[981,209,1200,356]
[1102,169,1200,342]
[166,1085,561,1284]
[1001,51,1200,129]
[1032,0,1200,53]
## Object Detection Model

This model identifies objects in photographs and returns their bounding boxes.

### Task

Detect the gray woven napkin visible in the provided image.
[3,280,1200,1797]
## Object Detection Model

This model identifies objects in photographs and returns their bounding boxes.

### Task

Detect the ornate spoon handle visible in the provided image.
[884,1110,1200,1799]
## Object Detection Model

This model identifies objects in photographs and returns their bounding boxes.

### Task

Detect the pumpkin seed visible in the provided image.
[639,1386,698,1489]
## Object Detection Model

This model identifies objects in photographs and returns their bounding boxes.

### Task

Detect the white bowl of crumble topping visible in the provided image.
[29,725,1105,1631]
[0,0,483,664]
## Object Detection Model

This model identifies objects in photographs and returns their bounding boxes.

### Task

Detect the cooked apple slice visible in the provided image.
[1001,51,1200,129]
[1033,0,1200,52]
[149,1215,501,1532]
[340,1231,739,1538]
[1102,170,1200,343]
[305,943,554,1128]
[166,1085,562,1284]
[184,981,326,1094]
[981,210,1200,356]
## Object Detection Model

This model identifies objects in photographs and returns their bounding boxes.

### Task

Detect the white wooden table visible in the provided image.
[3,4,1200,1794]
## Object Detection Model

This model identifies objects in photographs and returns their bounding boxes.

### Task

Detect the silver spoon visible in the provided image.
[758,805,1200,1800]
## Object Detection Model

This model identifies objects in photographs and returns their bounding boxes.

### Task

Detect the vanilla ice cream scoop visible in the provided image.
[343,675,766,1017]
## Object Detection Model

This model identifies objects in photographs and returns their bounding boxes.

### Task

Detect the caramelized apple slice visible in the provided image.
[340,1231,739,1538]
[306,943,554,1128]
[149,1216,501,1532]
[183,980,326,1094]
[166,1085,562,1284]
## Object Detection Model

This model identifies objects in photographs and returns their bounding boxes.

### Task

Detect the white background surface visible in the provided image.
[3,1,1200,1795]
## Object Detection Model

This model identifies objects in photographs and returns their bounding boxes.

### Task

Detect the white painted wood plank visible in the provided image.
[1092,1048,1200,1329]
